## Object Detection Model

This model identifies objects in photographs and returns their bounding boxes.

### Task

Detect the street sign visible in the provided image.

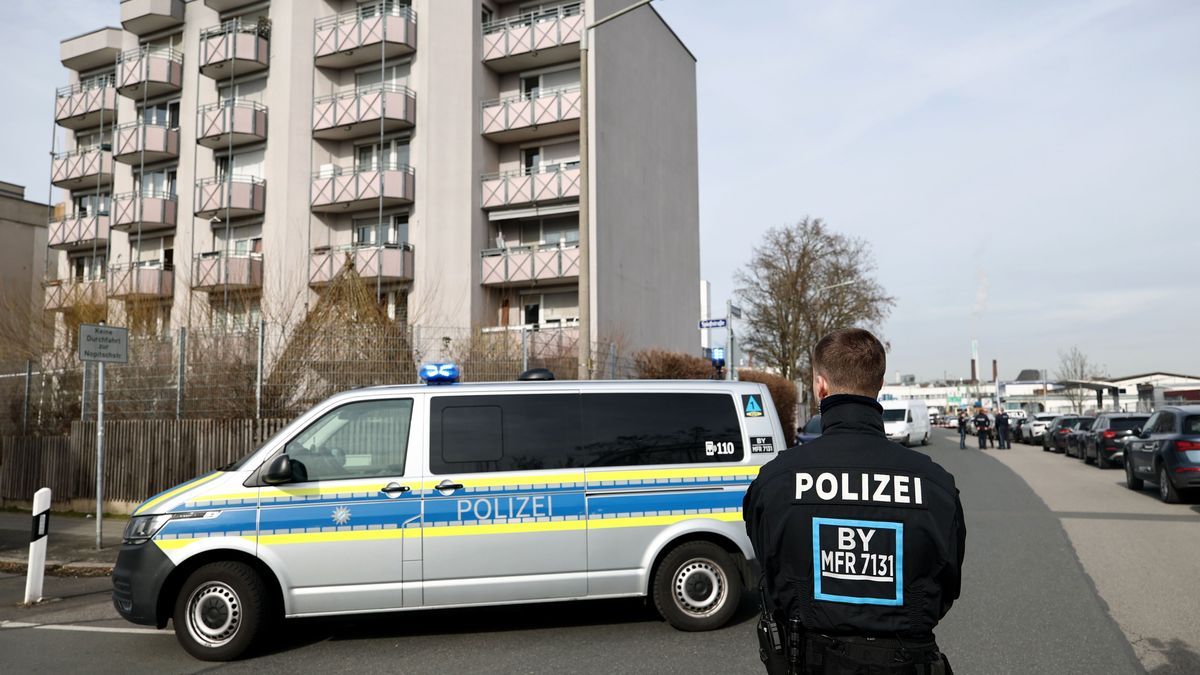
[78,324,128,364]
[728,305,743,319]
[699,318,728,329]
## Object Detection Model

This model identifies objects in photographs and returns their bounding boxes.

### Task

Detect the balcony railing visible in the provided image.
[48,213,110,250]
[313,3,416,69]
[192,251,263,291]
[312,84,415,141]
[482,3,582,70]
[200,19,270,78]
[107,263,174,300]
[194,176,267,219]
[481,86,580,142]
[481,243,580,286]
[51,147,113,190]
[112,190,177,232]
[116,47,184,99]
[309,243,414,286]
[481,163,580,209]
[55,78,117,130]
[43,278,106,312]
[311,164,414,213]
[197,100,268,149]
[121,0,185,36]
[113,121,180,164]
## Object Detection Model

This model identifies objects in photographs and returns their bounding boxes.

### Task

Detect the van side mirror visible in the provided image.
[262,454,294,485]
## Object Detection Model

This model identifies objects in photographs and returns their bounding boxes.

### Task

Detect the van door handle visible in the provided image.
[380,483,411,495]
[435,480,465,494]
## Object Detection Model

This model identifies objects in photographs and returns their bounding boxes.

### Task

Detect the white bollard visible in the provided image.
[24,487,52,605]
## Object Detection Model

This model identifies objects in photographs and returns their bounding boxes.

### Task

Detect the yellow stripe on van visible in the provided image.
[135,472,223,515]
[257,528,421,546]
[585,466,760,484]
[588,510,743,530]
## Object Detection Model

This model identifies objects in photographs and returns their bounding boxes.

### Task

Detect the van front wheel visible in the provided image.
[652,541,742,631]
[173,561,269,661]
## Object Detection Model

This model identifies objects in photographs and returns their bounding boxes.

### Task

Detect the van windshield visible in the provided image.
[882,409,907,422]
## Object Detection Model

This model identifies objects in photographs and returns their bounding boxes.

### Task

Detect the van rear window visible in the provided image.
[579,393,743,466]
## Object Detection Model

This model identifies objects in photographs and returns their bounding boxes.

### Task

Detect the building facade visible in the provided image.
[1,182,48,359]
[45,0,700,355]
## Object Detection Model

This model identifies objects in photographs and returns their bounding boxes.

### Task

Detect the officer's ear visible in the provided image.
[813,372,830,401]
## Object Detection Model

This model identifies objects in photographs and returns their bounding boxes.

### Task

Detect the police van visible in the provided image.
[112,374,785,660]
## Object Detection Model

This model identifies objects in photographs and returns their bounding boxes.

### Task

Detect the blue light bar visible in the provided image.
[420,363,461,385]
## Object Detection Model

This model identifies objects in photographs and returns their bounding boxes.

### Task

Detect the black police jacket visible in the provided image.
[973,413,990,430]
[744,394,966,639]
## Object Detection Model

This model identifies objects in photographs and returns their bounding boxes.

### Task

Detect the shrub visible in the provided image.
[633,349,714,380]
[738,369,799,445]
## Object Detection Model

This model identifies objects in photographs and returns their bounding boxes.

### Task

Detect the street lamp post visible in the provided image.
[577,0,657,380]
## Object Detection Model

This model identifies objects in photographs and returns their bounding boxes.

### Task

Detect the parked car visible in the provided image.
[1083,413,1150,469]
[1064,418,1096,458]
[797,414,822,445]
[1022,413,1059,444]
[945,416,959,429]
[1124,405,1200,503]
[1010,417,1028,443]
[1043,416,1082,453]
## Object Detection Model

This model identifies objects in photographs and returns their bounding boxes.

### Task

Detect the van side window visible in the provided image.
[285,399,413,481]
[431,394,579,474]
[580,393,744,466]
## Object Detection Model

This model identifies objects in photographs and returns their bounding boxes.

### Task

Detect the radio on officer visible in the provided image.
[744,328,966,675]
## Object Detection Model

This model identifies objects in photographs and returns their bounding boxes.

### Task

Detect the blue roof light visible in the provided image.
[420,363,461,385]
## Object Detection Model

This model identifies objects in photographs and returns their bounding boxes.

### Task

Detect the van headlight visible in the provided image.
[123,514,174,544]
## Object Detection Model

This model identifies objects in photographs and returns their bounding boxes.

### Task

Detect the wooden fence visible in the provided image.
[0,418,289,512]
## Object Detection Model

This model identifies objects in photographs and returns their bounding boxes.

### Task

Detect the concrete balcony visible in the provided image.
[55,79,117,131]
[121,0,185,36]
[481,86,580,143]
[199,20,270,79]
[116,47,184,100]
[192,252,263,292]
[112,191,177,233]
[51,148,113,191]
[48,214,110,251]
[194,176,266,219]
[204,0,258,11]
[481,243,579,287]
[113,122,180,164]
[197,100,268,149]
[60,27,123,72]
[482,3,582,73]
[107,263,173,300]
[311,165,413,213]
[43,279,106,312]
[312,85,414,141]
[481,164,579,210]
[313,4,416,70]
[309,243,413,287]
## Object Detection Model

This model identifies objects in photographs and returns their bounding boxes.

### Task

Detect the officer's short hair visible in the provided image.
[813,328,886,396]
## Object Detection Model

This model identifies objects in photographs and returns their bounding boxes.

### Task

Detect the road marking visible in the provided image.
[0,620,172,635]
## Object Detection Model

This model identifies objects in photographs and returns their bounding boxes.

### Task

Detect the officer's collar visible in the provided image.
[819,394,886,437]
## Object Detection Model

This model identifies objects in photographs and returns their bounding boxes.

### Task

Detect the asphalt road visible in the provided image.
[4,429,1192,673]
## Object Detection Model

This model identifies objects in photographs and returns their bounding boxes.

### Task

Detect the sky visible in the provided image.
[3,1,1197,381]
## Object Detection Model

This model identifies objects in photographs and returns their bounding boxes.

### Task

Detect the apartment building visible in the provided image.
[45,0,700,354]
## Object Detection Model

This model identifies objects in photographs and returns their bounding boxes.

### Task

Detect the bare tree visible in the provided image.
[1055,345,1106,414]
[735,218,894,409]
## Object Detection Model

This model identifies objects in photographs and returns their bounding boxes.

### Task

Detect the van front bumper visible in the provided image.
[112,540,175,627]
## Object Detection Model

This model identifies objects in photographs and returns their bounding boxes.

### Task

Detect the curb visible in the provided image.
[0,557,113,577]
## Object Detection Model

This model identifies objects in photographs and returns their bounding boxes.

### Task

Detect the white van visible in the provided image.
[881,399,931,446]
[112,378,785,661]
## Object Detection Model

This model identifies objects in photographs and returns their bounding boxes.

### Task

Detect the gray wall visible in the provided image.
[0,186,48,351]
[592,2,700,353]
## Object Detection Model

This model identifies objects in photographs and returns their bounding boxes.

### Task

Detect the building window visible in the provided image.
[140,100,180,128]
[354,215,409,246]
[137,168,177,197]
[70,254,106,281]
[72,192,111,217]
[355,140,409,171]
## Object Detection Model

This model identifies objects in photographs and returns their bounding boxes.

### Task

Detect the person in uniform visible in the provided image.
[745,328,966,674]
[972,409,990,449]
[995,410,1011,449]
[956,412,968,449]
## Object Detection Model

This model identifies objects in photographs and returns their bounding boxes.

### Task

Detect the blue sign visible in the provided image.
[699,318,728,329]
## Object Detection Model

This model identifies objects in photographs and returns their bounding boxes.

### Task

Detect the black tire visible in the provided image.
[1159,465,1181,504]
[1125,460,1143,491]
[1096,447,1110,469]
[173,561,270,661]
[652,541,742,632]
[921,432,929,446]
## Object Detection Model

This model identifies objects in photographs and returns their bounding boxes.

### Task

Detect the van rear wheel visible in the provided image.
[173,561,269,661]
[652,541,742,631]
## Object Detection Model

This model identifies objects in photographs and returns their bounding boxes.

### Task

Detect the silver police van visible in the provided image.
[113,375,784,660]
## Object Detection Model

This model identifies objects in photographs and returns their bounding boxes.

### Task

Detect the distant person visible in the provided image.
[958,412,968,449]
[995,410,1011,449]
[973,409,991,449]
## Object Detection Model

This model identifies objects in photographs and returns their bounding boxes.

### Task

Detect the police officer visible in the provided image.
[956,412,968,450]
[745,328,965,674]
[995,410,1011,449]
[972,409,990,449]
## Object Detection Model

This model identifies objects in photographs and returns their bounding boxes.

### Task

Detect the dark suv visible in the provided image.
[1042,416,1081,453]
[1083,413,1150,469]
[1124,405,1200,503]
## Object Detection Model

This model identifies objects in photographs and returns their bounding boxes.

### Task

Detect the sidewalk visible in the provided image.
[0,510,124,575]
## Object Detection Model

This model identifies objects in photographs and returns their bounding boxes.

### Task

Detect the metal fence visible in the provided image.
[0,323,636,436]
